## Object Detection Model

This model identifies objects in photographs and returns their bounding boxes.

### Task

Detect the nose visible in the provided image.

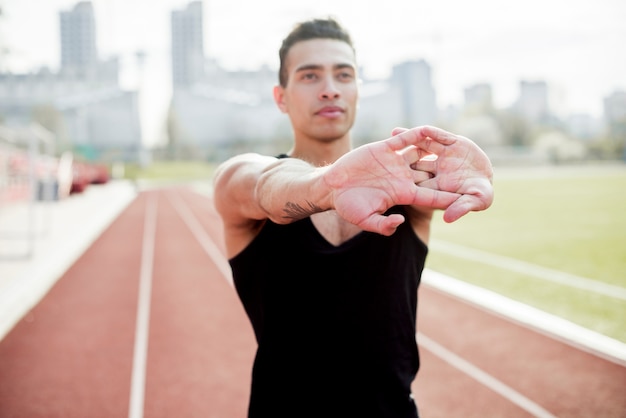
[319,76,340,100]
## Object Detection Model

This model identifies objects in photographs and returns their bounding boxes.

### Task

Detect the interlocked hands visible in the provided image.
[324,125,494,235]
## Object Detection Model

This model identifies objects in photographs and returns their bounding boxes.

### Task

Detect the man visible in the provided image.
[213,18,493,417]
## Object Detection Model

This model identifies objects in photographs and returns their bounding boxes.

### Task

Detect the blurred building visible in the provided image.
[565,113,601,141]
[60,1,98,78]
[515,80,549,123]
[390,60,437,127]
[352,79,403,145]
[162,1,614,163]
[604,90,626,124]
[168,56,441,156]
[603,90,626,147]
[171,1,205,89]
[168,65,286,159]
[0,1,141,161]
[464,83,493,114]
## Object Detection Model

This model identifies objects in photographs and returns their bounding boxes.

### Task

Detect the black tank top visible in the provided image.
[229,206,427,417]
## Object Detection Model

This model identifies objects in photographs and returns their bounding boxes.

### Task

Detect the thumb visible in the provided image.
[442,195,476,223]
[361,213,405,236]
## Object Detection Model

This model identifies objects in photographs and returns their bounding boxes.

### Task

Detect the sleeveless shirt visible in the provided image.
[229,205,427,418]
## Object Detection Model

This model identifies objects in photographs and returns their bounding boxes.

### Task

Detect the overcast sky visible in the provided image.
[1,0,625,143]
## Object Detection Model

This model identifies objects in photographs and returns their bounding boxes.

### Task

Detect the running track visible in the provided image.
[0,187,625,417]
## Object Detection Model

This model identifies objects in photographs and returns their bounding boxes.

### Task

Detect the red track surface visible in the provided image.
[1,188,625,417]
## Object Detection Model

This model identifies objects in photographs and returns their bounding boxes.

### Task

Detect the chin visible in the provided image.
[316,123,352,141]
[316,132,348,143]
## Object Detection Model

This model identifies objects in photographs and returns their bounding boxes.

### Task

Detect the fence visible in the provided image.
[0,124,56,260]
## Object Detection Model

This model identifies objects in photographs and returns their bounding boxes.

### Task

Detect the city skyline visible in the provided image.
[1,0,625,116]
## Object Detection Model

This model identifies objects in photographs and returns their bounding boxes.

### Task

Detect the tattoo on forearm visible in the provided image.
[283,201,322,220]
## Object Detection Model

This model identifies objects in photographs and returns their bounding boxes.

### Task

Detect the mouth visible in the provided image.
[315,106,345,118]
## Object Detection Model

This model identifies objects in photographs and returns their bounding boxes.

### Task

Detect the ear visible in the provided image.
[273,85,288,114]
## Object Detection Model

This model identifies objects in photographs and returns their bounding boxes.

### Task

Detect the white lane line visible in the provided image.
[430,239,626,301]
[422,269,626,366]
[128,194,158,418]
[175,188,558,415]
[167,190,233,285]
[417,332,557,418]
[0,181,136,341]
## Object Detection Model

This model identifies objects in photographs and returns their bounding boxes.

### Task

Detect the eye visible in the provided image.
[301,72,318,81]
[337,71,354,82]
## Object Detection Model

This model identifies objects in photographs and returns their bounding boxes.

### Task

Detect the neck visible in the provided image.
[289,135,352,166]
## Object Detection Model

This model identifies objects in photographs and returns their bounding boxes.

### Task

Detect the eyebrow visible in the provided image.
[294,63,356,73]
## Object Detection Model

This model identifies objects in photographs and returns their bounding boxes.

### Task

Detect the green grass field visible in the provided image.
[128,161,626,343]
[123,161,216,183]
[425,164,626,343]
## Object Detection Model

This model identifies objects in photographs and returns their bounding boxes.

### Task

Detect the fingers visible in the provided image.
[442,190,493,223]
[412,159,437,173]
[415,177,439,190]
[412,169,432,184]
[360,213,405,236]
[442,195,476,223]
[387,127,452,155]
[399,145,437,169]
[391,127,409,136]
[398,146,435,183]
[418,125,459,145]
[399,145,420,166]
[409,186,460,209]
[387,127,436,151]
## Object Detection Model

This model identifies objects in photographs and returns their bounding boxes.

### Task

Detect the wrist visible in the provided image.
[255,159,333,222]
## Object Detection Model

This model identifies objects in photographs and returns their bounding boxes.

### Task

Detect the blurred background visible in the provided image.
[0,0,625,347]
[0,0,625,172]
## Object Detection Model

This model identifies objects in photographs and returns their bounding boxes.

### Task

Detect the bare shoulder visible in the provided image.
[213,153,277,222]
[213,153,278,257]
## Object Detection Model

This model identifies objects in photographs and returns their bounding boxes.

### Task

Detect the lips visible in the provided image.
[315,106,344,117]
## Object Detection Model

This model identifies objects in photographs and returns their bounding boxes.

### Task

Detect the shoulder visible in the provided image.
[213,153,277,190]
[212,153,279,257]
[212,153,276,213]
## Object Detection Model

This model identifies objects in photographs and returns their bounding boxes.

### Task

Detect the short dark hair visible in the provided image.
[278,17,355,87]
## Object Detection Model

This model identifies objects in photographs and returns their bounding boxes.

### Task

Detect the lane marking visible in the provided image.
[167,190,233,285]
[176,186,576,415]
[178,188,570,416]
[128,193,158,418]
[0,181,136,341]
[430,239,626,301]
[422,269,626,366]
[417,332,558,418]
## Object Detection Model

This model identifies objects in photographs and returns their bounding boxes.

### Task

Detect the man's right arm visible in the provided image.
[213,127,467,240]
[213,153,334,258]
[213,153,332,229]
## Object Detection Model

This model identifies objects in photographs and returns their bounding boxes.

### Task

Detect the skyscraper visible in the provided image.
[391,60,437,126]
[603,90,626,124]
[464,83,493,113]
[516,80,549,122]
[171,1,205,89]
[59,1,98,78]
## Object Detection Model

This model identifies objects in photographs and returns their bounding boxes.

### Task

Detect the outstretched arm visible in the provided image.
[391,125,494,223]
[213,153,330,228]
[213,129,463,238]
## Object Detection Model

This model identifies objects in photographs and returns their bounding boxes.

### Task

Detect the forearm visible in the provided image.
[213,153,333,227]
[255,158,332,223]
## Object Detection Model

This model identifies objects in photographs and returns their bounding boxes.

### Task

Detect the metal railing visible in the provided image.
[0,124,56,260]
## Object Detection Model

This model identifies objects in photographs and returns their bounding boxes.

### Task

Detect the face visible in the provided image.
[273,39,359,144]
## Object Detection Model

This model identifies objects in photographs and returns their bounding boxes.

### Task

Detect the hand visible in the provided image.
[391,126,494,223]
[323,129,463,235]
